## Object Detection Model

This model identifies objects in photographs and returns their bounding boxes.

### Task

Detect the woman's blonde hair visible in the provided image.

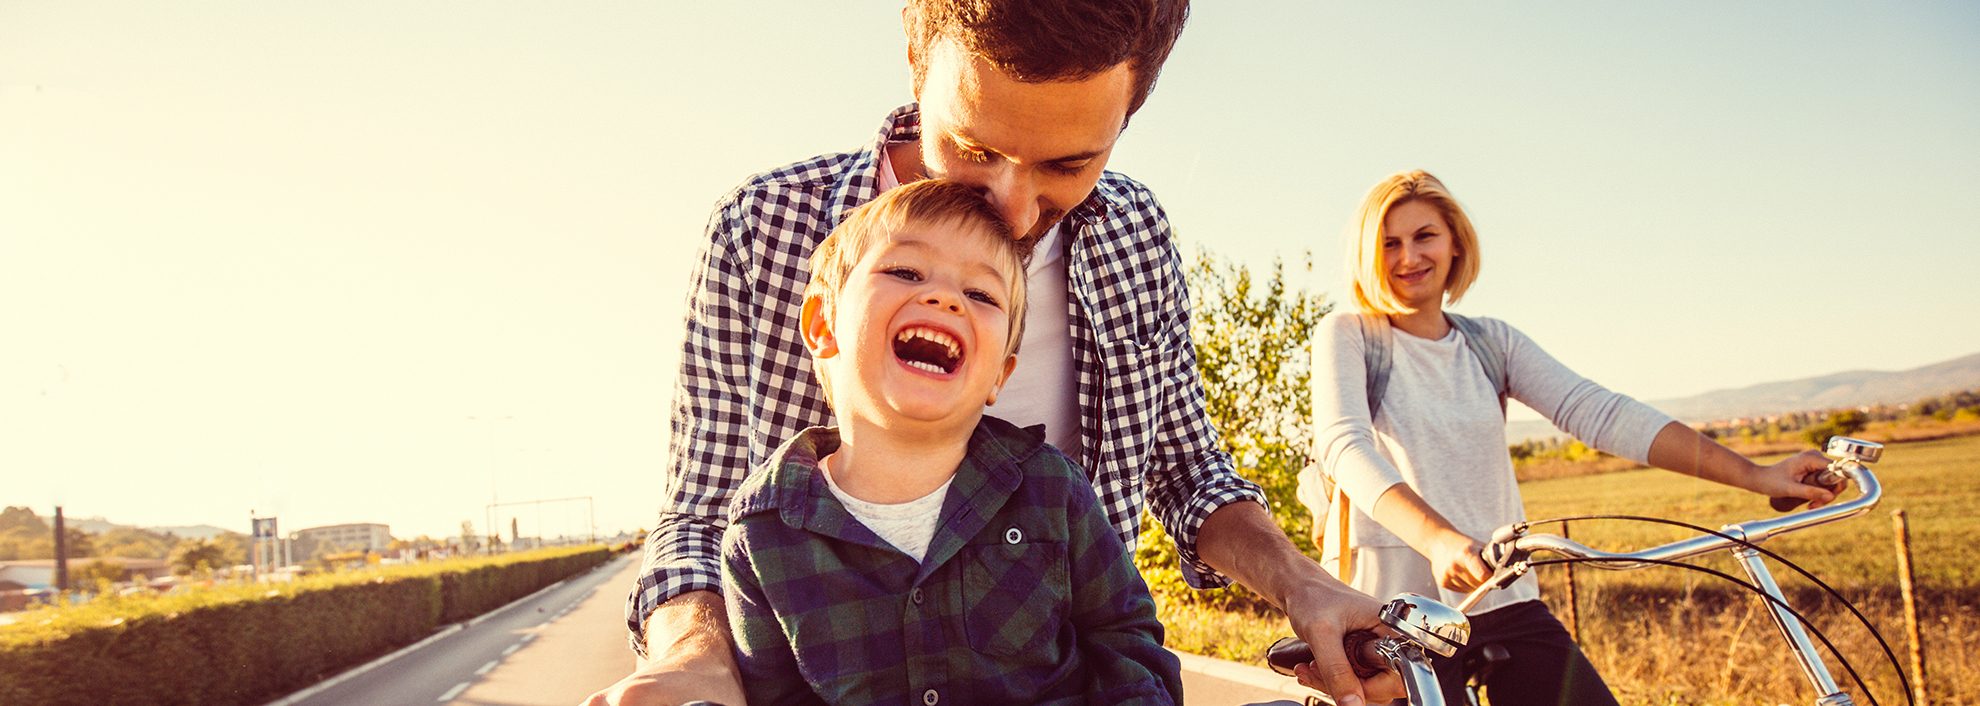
[1346,169,1482,315]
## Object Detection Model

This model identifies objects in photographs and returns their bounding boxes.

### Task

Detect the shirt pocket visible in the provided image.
[960,538,1071,661]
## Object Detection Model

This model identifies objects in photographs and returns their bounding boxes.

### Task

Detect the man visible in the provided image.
[586,3,1404,705]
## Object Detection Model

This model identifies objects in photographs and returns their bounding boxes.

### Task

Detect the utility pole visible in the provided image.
[53,506,69,593]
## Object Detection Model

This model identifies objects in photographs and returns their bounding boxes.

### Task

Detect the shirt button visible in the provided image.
[1004,526,1023,544]
[910,587,924,605]
[922,688,940,705]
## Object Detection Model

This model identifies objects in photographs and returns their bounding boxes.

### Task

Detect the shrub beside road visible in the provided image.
[0,544,617,706]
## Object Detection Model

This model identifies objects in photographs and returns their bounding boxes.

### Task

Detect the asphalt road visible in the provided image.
[276,552,1323,706]
[285,554,639,706]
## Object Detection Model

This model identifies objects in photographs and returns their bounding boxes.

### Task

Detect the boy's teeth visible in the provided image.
[896,326,960,357]
[906,360,944,374]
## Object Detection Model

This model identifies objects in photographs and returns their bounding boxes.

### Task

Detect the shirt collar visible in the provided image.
[830,103,1129,229]
[731,418,1050,538]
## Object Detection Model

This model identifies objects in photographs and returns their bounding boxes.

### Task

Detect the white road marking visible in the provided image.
[437,682,469,702]
[521,633,538,643]
[475,660,498,676]
[502,643,521,656]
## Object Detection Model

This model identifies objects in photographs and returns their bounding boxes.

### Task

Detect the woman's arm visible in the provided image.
[1645,422,1836,507]
[1367,485,1493,592]
[1501,320,1836,506]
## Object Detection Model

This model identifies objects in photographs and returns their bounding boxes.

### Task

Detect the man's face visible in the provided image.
[913,40,1135,241]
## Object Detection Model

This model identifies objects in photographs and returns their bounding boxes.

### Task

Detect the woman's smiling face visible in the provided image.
[1381,199,1459,313]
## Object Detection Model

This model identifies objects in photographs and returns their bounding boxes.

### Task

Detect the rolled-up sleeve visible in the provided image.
[625,193,758,657]
[1139,225,1267,589]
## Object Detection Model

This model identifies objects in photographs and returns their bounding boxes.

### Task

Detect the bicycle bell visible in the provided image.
[1380,593,1470,658]
[1824,436,1883,464]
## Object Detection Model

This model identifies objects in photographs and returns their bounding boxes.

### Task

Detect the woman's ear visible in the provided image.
[800,293,838,358]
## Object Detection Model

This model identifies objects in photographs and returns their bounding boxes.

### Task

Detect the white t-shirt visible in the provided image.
[823,470,953,563]
[876,147,1083,460]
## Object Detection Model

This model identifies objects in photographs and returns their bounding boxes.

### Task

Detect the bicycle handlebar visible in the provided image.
[1458,436,1885,612]
[1266,630,1389,679]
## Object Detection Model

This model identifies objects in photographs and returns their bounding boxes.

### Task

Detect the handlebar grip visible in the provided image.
[1266,631,1387,679]
[1769,495,1809,512]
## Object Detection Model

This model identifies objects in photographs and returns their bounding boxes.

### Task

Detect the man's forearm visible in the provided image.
[1195,500,1338,608]
[638,590,739,672]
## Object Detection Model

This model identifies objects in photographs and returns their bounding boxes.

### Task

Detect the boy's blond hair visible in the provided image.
[1345,169,1483,315]
[806,178,1029,381]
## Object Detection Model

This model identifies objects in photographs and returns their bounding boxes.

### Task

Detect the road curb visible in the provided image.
[261,624,466,706]
[1171,648,1322,703]
[261,555,626,706]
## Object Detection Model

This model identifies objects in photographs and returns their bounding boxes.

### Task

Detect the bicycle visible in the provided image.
[1267,436,1909,706]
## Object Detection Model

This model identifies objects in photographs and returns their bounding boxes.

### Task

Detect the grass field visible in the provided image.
[1161,433,1980,705]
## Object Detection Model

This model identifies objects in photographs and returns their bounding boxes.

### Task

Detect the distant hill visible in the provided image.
[43,515,234,540]
[1508,351,1980,443]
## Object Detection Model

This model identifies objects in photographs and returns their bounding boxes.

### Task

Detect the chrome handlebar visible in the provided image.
[1458,436,1885,613]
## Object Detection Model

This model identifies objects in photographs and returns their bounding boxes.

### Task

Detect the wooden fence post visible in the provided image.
[1894,509,1928,705]
[1562,520,1579,643]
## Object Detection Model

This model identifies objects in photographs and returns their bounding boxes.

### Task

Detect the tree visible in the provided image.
[1134,249,1331,611]
[208,532,250,567]
[0,506,48,534]
[59,528,94,559]
[169,540,228,576]
[1801,409,1869,446]
[72,560,129,588]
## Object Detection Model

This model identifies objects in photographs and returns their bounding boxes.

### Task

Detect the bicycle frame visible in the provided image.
[1457,437,1886,706]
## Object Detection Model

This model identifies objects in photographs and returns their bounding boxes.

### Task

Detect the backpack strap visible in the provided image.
[1445,313,1510,417]
[1356,314,1395,419]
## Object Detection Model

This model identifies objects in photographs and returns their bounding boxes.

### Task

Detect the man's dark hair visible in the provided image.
[906,0,1190,118]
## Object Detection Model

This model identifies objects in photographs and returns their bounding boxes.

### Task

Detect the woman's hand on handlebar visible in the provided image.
[1428,530,1492,592]
[1749,450,1839,510]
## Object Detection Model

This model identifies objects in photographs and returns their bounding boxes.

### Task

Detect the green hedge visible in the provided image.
[0,545,611,706]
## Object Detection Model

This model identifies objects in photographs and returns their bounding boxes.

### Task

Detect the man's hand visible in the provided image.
[581,591,746,706]
[1198,501,1406,705]
[1280,579,1407,705]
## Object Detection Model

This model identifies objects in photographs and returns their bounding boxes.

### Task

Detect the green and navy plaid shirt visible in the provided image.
[722,417,1182,706]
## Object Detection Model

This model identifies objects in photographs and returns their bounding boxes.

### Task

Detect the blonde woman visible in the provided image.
[1304,170,1837,704]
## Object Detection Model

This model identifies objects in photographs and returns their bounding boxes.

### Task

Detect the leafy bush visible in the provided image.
[1134,250,1328,613]
[0,545,609,706]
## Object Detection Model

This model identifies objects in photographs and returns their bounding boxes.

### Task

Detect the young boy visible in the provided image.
[720,179,1182,706]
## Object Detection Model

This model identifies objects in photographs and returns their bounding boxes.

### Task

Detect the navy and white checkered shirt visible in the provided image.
[629,103,1267,656]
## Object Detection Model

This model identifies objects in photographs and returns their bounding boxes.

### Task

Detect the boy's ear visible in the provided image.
[800,293,838,358]
[984,353,1019,407]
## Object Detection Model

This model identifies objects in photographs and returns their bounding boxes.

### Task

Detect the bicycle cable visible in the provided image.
[1517,514,1913,706]
[1525,556,1882,706]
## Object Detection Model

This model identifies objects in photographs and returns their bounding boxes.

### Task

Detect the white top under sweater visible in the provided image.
[1310,313,1674,613]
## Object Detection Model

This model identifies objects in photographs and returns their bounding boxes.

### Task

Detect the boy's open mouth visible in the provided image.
[893,325,964,376]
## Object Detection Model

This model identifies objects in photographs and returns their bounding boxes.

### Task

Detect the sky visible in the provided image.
[3,2,1977,540]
